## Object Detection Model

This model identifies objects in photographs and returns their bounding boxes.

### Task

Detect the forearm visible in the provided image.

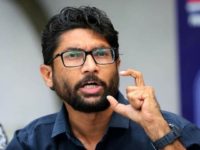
[143,117,185,150]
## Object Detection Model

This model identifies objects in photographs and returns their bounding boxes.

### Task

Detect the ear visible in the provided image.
[116,58,121,67]
[40,64,54,89]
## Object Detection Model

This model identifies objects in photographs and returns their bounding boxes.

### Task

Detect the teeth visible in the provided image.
[84,85,97,88]
[87,81,95,84]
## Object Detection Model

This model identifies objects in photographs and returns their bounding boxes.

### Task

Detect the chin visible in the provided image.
[83,96,102,103]
[69,95,110,113]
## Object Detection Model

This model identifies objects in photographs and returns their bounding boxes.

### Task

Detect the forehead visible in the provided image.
[55,28,110,53]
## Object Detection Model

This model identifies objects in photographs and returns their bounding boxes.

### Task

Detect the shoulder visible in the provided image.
[7,113,57,149]
[19,113,57,136]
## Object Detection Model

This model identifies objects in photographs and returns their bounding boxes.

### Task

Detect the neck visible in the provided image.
[64,103,113,150]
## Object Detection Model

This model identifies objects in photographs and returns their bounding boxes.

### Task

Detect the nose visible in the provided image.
[81,55,99,73]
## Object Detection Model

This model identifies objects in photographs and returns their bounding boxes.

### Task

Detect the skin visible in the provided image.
[107,70,186,150]
[40,28,185,150]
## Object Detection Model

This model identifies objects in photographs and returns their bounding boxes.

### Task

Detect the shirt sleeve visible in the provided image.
[6,131,27,150]
[180,123,200,149]
[162,111,200,149]
[6,139,24,150]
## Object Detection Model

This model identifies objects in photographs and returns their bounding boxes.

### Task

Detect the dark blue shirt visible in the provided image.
[6,93,200,150]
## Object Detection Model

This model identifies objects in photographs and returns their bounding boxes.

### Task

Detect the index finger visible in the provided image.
[120,69,145,87]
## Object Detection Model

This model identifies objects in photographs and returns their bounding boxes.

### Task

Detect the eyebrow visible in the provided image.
[62,45,111,52]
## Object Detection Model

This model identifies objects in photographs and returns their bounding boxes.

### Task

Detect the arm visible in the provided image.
[107,69,186,150]
[6,137,24,150]
[6,130,26,150]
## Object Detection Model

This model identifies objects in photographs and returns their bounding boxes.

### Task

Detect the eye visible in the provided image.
[63,51,84,60]
[94,48,110,57]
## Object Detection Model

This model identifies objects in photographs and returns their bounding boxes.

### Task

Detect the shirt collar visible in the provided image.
[51,105,70,138]
[51,91,130,138]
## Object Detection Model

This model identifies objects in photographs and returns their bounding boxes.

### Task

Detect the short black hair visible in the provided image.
[41,6,119,65]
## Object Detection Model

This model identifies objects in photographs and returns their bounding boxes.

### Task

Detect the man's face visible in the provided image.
[51,28,120,113]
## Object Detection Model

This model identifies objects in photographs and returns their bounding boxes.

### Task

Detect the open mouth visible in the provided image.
[82,81,99,88]
[79,80,102,94]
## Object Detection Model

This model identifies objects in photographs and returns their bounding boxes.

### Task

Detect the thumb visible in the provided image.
[107,95,129,117]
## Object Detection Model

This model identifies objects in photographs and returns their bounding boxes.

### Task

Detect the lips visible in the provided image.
[81,81,98,87]
[79,80,103,95]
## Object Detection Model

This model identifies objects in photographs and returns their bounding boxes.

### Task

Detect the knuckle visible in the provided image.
[127,92,136,101]
[135,70,142,77]
[126,86,136,93]
[127,92,132,100]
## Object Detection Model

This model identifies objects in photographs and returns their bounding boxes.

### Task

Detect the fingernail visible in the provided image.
[119,71,125,75]
[107,95,111,99]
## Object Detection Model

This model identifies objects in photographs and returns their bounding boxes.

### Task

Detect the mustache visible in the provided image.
[74,73,106,90]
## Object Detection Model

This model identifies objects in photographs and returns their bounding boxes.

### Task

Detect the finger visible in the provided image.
[120,69,145,87]
[126,86,137,93]
[127,91,144,110]
[107,95,129,116]
[107,95,140,122]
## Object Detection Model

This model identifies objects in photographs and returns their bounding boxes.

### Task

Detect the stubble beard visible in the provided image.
[52,71,119,113]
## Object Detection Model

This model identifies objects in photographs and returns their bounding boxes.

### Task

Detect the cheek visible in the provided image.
[100,65,119,84]
[54,64,78,83]
[62,70,82,87]
[53,69,74,89]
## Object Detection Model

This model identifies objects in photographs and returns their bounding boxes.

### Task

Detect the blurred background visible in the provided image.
[0,0,200,141]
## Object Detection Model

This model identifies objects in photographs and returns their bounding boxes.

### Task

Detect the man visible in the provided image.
[7,6,200,150]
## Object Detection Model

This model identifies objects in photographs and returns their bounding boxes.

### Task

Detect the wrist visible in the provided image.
[143,118,171,141]
[152,123,181,150]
